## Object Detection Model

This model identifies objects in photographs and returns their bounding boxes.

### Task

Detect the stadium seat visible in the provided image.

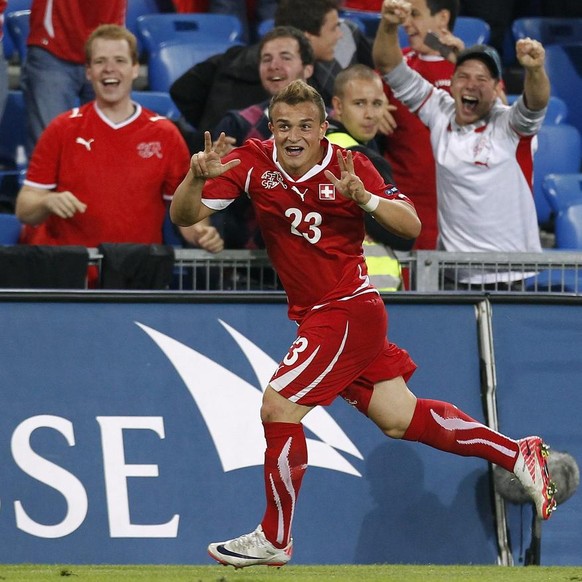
[544,44,582,140]
[0,91,27,207]
[131,90,181,120]
[505,94,568,125]
[136,13,245,92]
[5,9,30,64]
[533,123,582,227]
[340,9,382,39]
[512,17,582,46]
[137,12,245,48]
[398,16,490,48]
[256,18,273,38]
[0,90,27,167]
[125,0,162,57]
[543,173,582,248]
[0,213,22,245]
[2,0,32,62]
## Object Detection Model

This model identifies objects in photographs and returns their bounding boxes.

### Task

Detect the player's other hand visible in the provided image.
[46,190,87,219]
[213,133,237,157]
[324,150,369,206]
[191,131,241,179]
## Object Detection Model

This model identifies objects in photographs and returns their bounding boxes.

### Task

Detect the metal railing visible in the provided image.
[86,248,582,294]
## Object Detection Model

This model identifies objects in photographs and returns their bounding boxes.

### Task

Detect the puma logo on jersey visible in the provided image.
[292,186,308,201]
[75,137,94,151]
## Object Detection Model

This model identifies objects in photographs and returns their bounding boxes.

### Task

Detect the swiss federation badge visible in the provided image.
[319,184,335,200]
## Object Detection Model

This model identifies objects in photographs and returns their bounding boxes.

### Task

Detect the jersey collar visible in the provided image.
[272,138,334,183]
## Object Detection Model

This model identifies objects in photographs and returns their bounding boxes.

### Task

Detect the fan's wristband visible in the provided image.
[358,194,381,213]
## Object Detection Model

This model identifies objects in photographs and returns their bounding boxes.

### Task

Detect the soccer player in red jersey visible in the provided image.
[171,79,556,568]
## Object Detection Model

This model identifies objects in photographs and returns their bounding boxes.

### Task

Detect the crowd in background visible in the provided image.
[0,0,580,289]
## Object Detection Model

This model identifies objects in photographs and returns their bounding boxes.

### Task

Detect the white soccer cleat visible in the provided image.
[513,436,557,519]
[207,525,293,569]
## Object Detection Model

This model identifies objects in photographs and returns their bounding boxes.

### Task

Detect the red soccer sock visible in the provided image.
[260,421,307,548]
[402,398,519,471]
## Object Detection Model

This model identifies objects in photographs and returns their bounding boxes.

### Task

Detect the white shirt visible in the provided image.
[385,62,545,282]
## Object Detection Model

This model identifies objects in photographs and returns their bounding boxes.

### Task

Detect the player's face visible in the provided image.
[259,37,313,96]
[86,38,139,106]
[305,9,342,61]
[269,101,328,178]
[451,59,500,126]
[332,78,385,143]
[402,0,450,55]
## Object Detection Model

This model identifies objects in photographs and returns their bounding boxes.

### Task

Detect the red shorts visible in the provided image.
[270,292,417,415]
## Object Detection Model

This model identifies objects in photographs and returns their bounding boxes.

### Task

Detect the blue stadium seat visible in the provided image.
[0,213,22,245]
[398,16,490,48]
[453,16,491,46]
[2,0,32,61]
[533,124,582,227]
[0,90,27,167]
[340,9,382,39]
[543,173,582,248]
[131,90,181,120]
[512,17,582,45]
[137,13,245,92]
[505,94,568,125]
[256,18,273,38]
[544,44,582,141]
[125,0,162,57]
[137,12,245,49]
[0,91,27,207]
[5,9,30,63]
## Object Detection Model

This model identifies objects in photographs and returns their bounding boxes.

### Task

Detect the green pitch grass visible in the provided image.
[0,565,581,581]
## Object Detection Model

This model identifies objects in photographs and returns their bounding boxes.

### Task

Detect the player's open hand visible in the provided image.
[191,131,241,179]
[324,150,369,206]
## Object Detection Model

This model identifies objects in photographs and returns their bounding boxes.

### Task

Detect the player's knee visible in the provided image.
[382,426,408,439]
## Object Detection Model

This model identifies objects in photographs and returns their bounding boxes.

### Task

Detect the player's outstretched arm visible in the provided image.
[324,149,421,240]
[170,131,241,227]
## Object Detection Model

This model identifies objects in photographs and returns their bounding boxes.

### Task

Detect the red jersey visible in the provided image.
[0,1,6,41]
[382,49,454,249]
[202,138,412,321]
[342,1,383,9]
[22,102,190,246]
[27,0,126,64]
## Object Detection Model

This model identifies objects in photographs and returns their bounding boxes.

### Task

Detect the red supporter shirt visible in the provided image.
[0,0,6,40]
[342,1,383,10]
[382,49,454,249]
[202,138,413,321]
[21,102,190,246]
[27,0,126,64]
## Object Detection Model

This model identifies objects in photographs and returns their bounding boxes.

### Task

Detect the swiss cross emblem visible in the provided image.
[319,183,335,200]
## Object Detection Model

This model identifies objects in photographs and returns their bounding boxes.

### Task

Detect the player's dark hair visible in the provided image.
[333,64,382,100]
[426,0,460,31]
[269,79,327,123]
[85,24,139,65]
[259,26,315,67]
[274,0,340,36]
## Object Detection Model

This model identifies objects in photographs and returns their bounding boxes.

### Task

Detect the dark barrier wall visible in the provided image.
[0,294,578,566]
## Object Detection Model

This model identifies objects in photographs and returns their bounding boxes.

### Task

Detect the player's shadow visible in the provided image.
[354,441,496,564]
